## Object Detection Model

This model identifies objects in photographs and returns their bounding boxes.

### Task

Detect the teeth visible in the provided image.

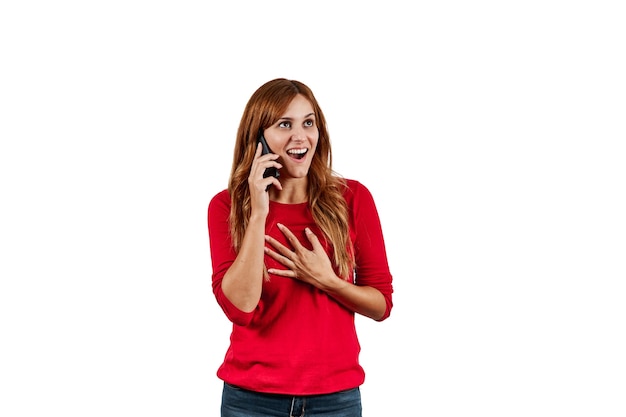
[287,148,307,155]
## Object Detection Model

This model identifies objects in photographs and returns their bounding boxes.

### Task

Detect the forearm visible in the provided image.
[221,214,266,312]
[320,277,387,321]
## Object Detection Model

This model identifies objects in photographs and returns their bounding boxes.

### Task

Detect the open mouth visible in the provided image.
[287,148,308,160]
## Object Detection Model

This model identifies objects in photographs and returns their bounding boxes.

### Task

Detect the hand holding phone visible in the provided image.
[257,130,280,190]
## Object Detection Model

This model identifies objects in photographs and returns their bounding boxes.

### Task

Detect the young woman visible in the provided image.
[207,78,393,417]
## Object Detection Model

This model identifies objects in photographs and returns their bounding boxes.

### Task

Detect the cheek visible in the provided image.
[309,142,319,158]
[267,136,288,151]
[311,134,320,150]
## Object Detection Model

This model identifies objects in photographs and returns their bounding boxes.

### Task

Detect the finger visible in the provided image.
[264,245,294,265]
[253,144,281,170]
[267,267,295,278]
[277,223,303,251]
[272,178,283,190]
[266,176,282,191]
[265,235,294,258]
[304,227,324,251]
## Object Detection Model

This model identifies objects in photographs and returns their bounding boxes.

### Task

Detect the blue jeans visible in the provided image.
[221,383,362,417]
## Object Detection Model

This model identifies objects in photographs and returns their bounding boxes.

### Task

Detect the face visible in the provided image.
[263,94,319,180]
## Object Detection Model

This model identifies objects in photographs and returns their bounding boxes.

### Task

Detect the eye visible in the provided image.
[304,119,314,127]
[278,121,291,128]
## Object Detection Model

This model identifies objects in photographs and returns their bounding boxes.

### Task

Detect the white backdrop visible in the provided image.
[1,1,625,416]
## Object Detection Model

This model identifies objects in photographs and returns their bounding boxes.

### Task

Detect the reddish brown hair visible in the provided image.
[227,78,354,279]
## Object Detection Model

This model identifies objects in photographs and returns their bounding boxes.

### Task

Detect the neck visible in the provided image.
[270,177,308,204]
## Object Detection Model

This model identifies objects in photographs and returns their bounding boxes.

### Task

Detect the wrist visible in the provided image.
[319,273,350,294]
[248,212,267,225]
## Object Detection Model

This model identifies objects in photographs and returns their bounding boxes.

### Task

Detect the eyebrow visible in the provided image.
[278,112,315,120]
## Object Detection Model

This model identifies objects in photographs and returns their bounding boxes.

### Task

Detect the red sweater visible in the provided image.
[207,179,393,395]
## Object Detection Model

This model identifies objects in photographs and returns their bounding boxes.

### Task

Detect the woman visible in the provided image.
[207,78,393,417]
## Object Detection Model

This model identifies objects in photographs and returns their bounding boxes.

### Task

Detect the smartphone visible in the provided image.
[257,130,280,179]
[257,130,279,190]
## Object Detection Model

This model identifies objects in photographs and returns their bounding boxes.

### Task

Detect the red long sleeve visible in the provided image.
[207,179,393,395]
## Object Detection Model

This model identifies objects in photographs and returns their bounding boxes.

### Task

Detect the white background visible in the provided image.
[1,1,625,416]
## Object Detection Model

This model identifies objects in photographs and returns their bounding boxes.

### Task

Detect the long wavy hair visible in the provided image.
[227,78,354,279]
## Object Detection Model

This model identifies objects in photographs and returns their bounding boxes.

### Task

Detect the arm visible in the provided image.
[220,213,266,312]
[208,144,282,315]
[265,224,388,320]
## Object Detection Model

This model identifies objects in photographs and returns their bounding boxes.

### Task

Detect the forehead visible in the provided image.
[280,94,314,118]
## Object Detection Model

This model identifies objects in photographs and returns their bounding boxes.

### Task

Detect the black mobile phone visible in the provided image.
[257,130,280,180]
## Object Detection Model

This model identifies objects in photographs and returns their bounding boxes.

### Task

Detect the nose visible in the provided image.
[291,126,306,141]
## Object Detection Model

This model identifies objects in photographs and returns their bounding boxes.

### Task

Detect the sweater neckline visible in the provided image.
[270,200,308,207]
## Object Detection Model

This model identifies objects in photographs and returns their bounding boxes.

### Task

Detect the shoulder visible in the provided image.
[343,178,371,197]
[342,178,375,203]
[208,189,231,213]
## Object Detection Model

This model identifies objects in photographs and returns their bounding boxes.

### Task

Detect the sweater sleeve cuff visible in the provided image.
[214,282,255,326]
